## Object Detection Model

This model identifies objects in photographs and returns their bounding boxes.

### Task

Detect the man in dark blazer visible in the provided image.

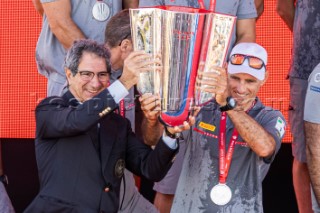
[25,39,194,213]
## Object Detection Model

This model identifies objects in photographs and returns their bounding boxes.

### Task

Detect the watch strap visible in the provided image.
[220,97,236,112]
[220,104,230,112]
[164,126,180,139]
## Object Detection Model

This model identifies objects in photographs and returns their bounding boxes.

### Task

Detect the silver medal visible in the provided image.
[92,1,110,22]
[210,183,232,206]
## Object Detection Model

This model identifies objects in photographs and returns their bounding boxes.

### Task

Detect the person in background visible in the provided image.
[277,0,320,212]
[172,42,286,212]
[304,63,320,212]
[138,0,258,212]
[25,39,195,213]
[31,0,138,96]
[105,9,160,213]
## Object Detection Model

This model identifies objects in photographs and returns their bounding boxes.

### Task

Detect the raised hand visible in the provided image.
[196,66,229,106]
[119,51,162,90]
[139,93,161,126]
[166,106,201,135]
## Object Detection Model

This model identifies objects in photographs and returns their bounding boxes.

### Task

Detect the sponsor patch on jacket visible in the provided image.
[199,122,216,132]
[275,117,285,138]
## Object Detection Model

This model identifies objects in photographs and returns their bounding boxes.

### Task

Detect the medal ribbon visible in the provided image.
[219,112,238,184]
[218,101,256,184]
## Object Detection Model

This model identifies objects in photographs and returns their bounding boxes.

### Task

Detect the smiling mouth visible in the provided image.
[234,91,247,97]
[87,90,99,95]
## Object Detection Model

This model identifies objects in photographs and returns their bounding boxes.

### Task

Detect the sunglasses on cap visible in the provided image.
[230,54,265,70]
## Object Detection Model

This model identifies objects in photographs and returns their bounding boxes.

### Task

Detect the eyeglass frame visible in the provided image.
[77,70,110,82]
[230,54,266,70]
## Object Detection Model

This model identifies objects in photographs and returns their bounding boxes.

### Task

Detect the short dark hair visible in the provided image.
[105,9,131,48]
[64,39,111,76]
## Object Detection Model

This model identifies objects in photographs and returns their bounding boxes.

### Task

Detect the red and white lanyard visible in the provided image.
[218,101,256,183]
[218,112,238,184]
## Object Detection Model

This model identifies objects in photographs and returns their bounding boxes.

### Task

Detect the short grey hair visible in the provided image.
[64,39,111,76]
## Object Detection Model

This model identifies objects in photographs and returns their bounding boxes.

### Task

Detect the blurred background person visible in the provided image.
[304,63,320,212]
[277,0,320,212]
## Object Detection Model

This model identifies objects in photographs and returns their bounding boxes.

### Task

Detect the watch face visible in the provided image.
[220,97,237,112]
[228,97,236,108]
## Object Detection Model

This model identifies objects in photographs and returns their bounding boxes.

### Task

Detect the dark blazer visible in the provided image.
[24,89,178,213]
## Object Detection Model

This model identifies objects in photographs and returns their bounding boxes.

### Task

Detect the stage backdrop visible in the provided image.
[0,1,293,142]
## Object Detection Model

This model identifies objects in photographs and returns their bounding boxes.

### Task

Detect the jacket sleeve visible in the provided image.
[36,89,118,139]
[124,120,179,182]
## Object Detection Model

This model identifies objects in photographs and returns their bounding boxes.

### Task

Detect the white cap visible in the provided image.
[227,43,267,80]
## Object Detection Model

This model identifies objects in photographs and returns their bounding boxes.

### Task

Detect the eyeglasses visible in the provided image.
[78,70,109,82]
[230,54,265,69]
[118,33,131,46]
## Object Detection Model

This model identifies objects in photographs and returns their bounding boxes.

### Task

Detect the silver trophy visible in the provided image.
[195,13,236,105]
[130,6,235,126]
[130,8,162,95]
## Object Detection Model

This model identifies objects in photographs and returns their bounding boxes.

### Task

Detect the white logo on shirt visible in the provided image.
[314,73,320,83]
[275,117,285,138]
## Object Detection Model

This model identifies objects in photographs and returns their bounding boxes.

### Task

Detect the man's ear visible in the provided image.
[65,68,72,85]
[120,39,133,53]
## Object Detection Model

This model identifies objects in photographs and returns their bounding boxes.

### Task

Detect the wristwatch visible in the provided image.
[0,174,8,186]
[164,126,180,139]
[220,97,237,112]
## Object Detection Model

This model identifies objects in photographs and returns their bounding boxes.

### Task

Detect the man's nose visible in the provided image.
[90,74,103,87]
[236,81,246,93]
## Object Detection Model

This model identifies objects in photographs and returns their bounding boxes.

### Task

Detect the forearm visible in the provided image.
[276,0,295,31]
[123,0,139,8]
[227,110,276,157]
[50,23,86,49]
[305,121,320,204]
[255,0,264,20]
[142,117,164,146]
[43,1,86,49]
[127,135,177,182]
[236,18,256,43]
[37,90,118,138]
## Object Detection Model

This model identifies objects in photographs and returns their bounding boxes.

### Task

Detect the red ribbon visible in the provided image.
[218,101,256,183]
[218,112,238,184]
